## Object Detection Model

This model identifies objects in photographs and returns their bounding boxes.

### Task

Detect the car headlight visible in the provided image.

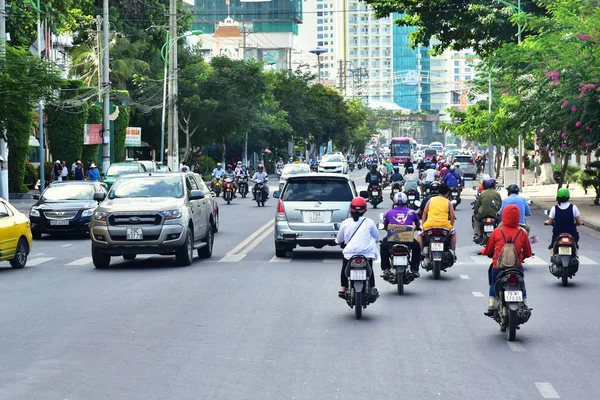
[94,211,109,222]
[82,208,96,218]
[30,208,40,217]
[160,209,182,220]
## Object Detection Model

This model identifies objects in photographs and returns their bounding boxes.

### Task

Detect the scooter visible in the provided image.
[340,255,378,319]
[421,228,455,279]
[223,177,235,205]
[544,210,579,286]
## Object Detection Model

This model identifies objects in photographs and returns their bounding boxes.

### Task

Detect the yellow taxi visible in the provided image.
[0,198,33,268]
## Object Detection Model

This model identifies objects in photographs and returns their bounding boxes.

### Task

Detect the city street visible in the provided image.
[1,170,600,400]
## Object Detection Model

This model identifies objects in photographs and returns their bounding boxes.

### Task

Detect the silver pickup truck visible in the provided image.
[90,172,215,268]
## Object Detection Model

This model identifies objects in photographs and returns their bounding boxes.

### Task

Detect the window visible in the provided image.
[454,68,459,74]
[454,60,459,66]
[317,26,323,32]
[317,34,323,39]
[454,75,460,81]
[465,75,472,80]
[452,91,460,103]
[465,67,471,73]
[324,34,328,38]
[0,202,12,218]
[317,4,322,9]
[317,18,323,24]
[324,4,327,8]
[318,41,323,46]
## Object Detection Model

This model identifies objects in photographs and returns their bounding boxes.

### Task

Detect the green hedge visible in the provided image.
[6,108,33,193]
[24,161,38,189]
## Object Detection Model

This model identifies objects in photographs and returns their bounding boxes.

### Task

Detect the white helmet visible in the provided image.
[393,192,408,205]
[454,162,460,167]
[237,161,242,166]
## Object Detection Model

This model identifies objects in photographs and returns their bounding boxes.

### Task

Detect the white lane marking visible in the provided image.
[535,382,560,399]
[460,274,470,280]
[373,259,381,266]
[507,342,525,352]
[269,256,291,263]
[525,255,548,266]
[322,259,338,264]
[31,253,45,257]
[62,244,72,248]
[578,255,598,265]
[242,227,274,255]
[66,257,93,266]
[225,219,273,257]
[218,254,246,263]
[27,257,56,266]
[471,291,485,297]
[470,255,490,264]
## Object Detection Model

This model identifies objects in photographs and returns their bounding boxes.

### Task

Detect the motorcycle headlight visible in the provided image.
[160,209,182,220]
[82,208,96,218]
[30,208,40,217]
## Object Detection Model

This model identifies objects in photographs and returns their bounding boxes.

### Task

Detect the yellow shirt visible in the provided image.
[423,196,453,230]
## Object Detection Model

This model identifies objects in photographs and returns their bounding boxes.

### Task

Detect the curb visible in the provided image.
[530,203,600,233]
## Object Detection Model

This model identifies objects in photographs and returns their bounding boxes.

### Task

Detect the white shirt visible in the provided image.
[61,166,68,177]
[336,217,380,260]
[549,202,580,219]
[424,169,437,182]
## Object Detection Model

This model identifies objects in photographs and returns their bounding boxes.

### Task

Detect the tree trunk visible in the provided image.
[503,148,510,168]
[495,148,503,179]
[539,147,555,184]
[222,135,227,164]
[558,155,569,189]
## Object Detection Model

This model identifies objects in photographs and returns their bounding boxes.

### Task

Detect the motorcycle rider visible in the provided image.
[212,163,226,194]
[498,184,531,233]
[252,164,269,200]
[403,167,421,201]
[443,165,462,189]
[482,204,532,316]
[380,193,422,278]
[422,163,437,195]
[365,164,383,187]
[454,162,464,186]
[417,183,457,260]
[473,178,503,243]
[288,157,294,164]
[416,158,427,171]
[403,159,413,170]
[385,158,394,175]
[544,187,583,255]
[234,161,244,175]
[223,164,238,197]
[390,166,404,187]
[336,197,379,298]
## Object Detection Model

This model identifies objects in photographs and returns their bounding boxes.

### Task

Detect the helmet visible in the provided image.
[429,163,436,169]
[406,167,414,174]
[507,184,520,195]
[258,163,264,170]
[237,161,242,166]
[371,164,378,172]
[393,166,400,173]
[557,187,570,200]
[216,163,222,168]
[386,158,391,163]
[449,165,455,171]
[483,178,496,189]
[429,181,441,195]
[454,162,460,168]
[478,184,484,193]
[226,164,232,169]
[350,197,368,214]
[394,192,408,206]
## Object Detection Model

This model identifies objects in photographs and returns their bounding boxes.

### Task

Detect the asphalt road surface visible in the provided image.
[1,169,599,400]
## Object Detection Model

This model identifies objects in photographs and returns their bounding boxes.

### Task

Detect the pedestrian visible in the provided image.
[52,160,63,182]
[179,162,190,172]
[87,163,100,181]
[71,160,77,177]
[61,161,68,181]
[73,160,85,181]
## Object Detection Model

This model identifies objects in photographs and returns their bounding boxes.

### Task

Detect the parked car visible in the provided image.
[279,163,311,192]
[318,154,348,174]
[90,172,214,268]
[137,160,158,172]
[193,173,219,233]
[454,153,478,179]
[102,162,147,189]
[156,164,172,172]
[29,181,108,239]
[273,173,357,257]
[0,198,33,269]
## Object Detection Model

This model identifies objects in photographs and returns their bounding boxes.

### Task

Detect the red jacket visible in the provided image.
[483,204,532,269]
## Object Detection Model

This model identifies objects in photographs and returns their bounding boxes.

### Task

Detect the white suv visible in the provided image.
[318,154,348,174]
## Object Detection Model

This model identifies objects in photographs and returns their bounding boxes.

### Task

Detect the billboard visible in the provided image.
[125,127,142,147]
[83,124,103,145]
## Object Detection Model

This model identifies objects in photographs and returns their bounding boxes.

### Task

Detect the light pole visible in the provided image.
[160,29,203,167]
[309,46,327,84]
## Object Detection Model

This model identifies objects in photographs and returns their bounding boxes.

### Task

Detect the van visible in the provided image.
[424,148,438,162]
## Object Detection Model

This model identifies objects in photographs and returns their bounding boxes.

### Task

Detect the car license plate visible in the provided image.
[50,220,69,226]
[126,227,143,240]
[350,269,366,281]
[484,225,494,232]
[308,211,324,223]
[431,242,444,251]
[558,246,572,255]
[393,256,408,266]
[408,195,415,200]
[504,290,523,302]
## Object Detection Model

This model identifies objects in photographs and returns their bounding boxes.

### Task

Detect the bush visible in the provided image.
[195,156,217,174]
[202,174,212,182]
[24,161,39,189]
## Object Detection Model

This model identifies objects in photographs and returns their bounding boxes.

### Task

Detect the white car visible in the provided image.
[318,154,348,174]
[279,163,311,191]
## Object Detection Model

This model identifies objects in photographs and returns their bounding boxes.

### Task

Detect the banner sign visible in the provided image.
[125,127,142,147]
[83,124,103,145]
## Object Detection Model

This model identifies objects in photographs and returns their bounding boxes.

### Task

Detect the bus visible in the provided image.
[389,137,413,165]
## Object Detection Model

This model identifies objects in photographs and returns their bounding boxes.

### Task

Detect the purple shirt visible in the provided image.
[384,206,420,227]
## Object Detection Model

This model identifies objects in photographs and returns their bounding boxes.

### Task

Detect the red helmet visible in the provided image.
[350,197,368,214]
[258,164,264,170]
[478,184,484,193]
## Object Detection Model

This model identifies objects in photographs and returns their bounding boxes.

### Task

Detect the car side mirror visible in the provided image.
[414,200,422,208]
[273,191,280,199]
[32,194,40,200]
[94,192,106,202]
[100,183,108,190]
[190,190,205,200]
[359,190,369,199]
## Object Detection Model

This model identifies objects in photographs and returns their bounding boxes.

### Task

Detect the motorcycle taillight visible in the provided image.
[507,274,519,286]
[392,247,407,256]
[432,229,443,236]
[559,237,572,245]
[485,218,494,224]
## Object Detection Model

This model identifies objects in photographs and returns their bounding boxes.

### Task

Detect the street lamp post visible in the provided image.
[309,46,327,84]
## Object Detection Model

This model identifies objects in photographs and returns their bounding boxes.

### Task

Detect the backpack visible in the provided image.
[497,229,522,269]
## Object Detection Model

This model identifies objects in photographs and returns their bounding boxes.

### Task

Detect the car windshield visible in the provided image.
[322,156,343,163]
[455,156,473,163]
[283,165,310,175]
[109,175,183,199]
[42,185,96,201]
[106,164,139,177]
[391,142,411,156]
[139,161,155,172]
[281,179,353,202]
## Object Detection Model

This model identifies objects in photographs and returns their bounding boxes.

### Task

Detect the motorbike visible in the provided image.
[212,177,223,197]
[276,168,283,180]
[340,255,378,319]
[349,161,355,172]
[474,215,498,246]
[238,176,249,198]
[421,228,455,279]
[223,177,235,204]
[449,186,461,209]
[310,163,318,172]
[406,189,419,210]
[357,160,364,170]
[486,267,531,341]
[378,221,417,295]
[544,210,579,286]
[367,183,383,209]
[389,182,403,201]
[253,179,267,207]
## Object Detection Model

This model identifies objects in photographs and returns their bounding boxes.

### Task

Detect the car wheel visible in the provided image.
[198,227,214,259]
[32,231,42,240]
[123,254,137,260]
[175,227,194,266]
[275,242,288,258]
[212,212,219,233]
[10,238,29,269]
[92,245,111,269]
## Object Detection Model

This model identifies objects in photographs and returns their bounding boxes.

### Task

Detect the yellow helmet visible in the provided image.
[386,158,391,163]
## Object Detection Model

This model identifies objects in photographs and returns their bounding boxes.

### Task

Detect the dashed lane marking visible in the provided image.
[471,291,485,297]
[470,255,490,265]
[535,382,560,399]
[66,257,93,266]
[218,254,246,263]
[525,255,549,266]
[322,259,338,264]
[269,256,291,263]
[460,274,470,280]
[578,255,598,265]
[61,244,73,248]
[507,342,525,352]
[27,257,56,266]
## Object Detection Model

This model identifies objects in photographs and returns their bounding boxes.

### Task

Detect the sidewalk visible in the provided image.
[519,170,600,232]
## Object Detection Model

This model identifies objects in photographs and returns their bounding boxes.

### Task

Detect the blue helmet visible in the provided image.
[429,163,436,169]
[393,166,400,173]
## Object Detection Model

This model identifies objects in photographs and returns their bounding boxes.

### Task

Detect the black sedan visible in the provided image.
[29,181,107,239]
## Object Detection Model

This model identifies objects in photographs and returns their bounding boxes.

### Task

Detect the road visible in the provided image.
[1,169,599,400]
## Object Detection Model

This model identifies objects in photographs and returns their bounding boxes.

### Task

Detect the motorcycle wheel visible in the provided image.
[561,266,569,287]
[397,271,404,295]
[507,309,517,341]
[433,260,441,280]
[354,290,363,320]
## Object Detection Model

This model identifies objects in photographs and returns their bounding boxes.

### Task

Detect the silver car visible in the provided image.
[273,173,357,257]
[453,154,477,179]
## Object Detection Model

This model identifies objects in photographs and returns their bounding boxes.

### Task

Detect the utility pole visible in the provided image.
[167,0,178,171]
[101,0,111,173]
[0,0,7,200]
[36,0,45,192]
